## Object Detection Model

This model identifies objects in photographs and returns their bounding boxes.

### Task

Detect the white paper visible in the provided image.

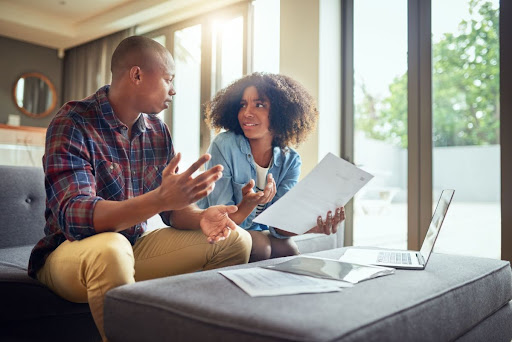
[253,152,374,234]
[219,267,351,297]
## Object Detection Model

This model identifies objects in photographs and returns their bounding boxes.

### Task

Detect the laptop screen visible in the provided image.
[419,189,455,263]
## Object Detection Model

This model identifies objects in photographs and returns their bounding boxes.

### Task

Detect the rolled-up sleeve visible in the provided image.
[44,116,103,241]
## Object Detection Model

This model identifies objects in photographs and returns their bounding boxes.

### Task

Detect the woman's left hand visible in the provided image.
[306,207,345,235]
[240,173,276,207]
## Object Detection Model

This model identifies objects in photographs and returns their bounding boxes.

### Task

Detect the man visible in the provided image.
[28,36,252,341]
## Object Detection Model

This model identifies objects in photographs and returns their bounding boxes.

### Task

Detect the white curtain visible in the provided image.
[63,28,135,103]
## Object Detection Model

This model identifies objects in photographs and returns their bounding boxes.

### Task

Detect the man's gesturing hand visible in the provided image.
[200,205,239,244]
[156,153,223,211]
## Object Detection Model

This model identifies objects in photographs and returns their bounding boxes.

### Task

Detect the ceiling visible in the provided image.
[0,0,242,51]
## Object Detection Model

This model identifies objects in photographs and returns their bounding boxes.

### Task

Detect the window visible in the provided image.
[252,0,280,73]
[172,25,202,171]
[352,0,408,249]
[150,35,167,122]
[431,0,500,259]
[144,3,250,170]
[344,0,502,259]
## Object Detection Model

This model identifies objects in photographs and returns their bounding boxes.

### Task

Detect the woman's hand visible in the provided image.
[240,174,276,207]
[306,207,345,235]
[229,174,276,225]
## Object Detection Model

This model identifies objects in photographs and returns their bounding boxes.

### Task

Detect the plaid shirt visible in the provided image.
[28,85,175,278]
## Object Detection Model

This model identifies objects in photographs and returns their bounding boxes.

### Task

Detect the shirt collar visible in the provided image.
[96,85,150,133]
[236,133,282,167]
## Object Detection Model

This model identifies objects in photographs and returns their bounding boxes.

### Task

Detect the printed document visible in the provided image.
[253,152,373,234]
[219,267,352,297]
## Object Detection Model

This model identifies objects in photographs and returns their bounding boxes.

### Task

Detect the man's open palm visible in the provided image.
[200,205,239,243]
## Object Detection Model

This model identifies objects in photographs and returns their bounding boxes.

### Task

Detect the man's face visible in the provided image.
[138,52,176,115]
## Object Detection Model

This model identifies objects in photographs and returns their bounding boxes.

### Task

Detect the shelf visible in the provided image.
[0,124,46,167]
[0,124,46,147]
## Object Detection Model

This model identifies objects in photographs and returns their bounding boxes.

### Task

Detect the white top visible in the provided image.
[254,159,271,216]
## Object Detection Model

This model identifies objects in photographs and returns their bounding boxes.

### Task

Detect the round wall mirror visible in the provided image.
[13,72,57,119]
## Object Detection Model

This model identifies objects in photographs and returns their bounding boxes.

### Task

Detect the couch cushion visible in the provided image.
[0,245,91,321]
[0,165,46,248]
[292,232,338,254]
[104,248,512,342]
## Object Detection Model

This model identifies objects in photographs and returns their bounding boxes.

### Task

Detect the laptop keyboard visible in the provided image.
[377,251,413,265]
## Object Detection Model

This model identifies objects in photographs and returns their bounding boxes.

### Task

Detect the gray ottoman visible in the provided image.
[104,248,512,341]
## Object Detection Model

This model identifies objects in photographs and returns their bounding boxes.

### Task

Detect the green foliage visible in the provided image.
[356,0,499,148]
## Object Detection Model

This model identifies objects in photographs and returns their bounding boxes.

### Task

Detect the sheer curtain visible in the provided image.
[63,28,135,102]
[22,77,43,113]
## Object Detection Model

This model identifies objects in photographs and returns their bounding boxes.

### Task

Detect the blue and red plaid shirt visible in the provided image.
[28,85,175,278]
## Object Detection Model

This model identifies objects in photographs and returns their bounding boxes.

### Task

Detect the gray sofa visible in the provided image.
[0,165,101,342]
[0,165,340,341]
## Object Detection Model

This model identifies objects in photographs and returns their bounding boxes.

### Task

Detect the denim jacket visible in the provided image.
[196,131,301,238]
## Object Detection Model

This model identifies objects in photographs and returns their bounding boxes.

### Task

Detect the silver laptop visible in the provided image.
[340,189,455,270]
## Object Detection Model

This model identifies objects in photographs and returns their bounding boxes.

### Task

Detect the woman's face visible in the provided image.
[238,86,272,144]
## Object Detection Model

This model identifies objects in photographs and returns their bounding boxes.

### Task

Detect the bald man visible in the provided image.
[28,36,251,341]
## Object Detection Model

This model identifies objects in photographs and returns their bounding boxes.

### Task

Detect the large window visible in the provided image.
[145,3,249,170]
[172,25,202,171]
[345,0,501,259]
[252,0,280,73]
[211,16,244,94]
[353,0,408,249]
[431,0,500,258]
[143,4,249,229]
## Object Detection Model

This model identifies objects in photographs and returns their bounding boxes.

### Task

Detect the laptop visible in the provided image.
[339,189,455,270]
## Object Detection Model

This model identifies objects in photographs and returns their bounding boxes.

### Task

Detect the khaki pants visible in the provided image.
[37,227,251,341]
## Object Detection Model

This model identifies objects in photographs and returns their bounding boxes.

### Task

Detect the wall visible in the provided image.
[280,0,320,178]
[280,0,342,179]
[0,35,62,128]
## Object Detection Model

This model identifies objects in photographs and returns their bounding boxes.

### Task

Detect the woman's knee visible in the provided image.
[270,237,299,258]
[249,231,271,262]
[220,227,252,263]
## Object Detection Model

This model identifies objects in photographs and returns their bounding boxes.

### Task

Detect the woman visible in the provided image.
[197,72,345,261]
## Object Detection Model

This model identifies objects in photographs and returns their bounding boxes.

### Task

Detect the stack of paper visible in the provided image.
[219,267,353,297]
[220,256,394,297]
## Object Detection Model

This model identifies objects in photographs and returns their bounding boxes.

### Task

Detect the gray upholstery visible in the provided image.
[456,300,512,342]
[293,232,339,254]
[0,165,46,248]
[104,248,512,342]
[0,166,100,342]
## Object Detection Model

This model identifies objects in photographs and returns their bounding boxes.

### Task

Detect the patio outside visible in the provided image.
[354,201,501,260]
